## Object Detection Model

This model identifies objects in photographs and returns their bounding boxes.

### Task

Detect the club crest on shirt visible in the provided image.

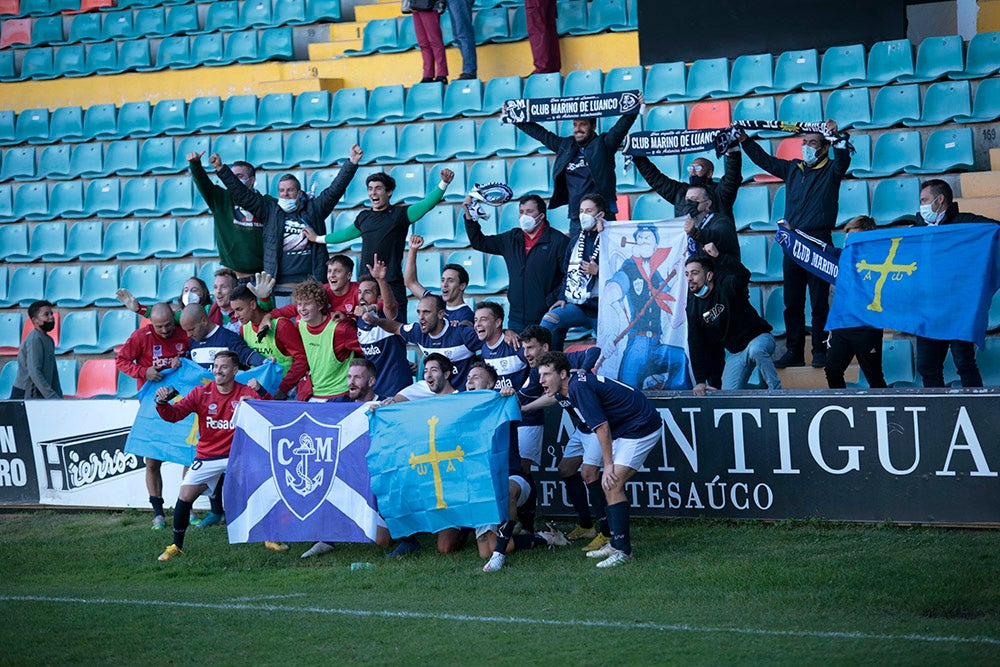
[208,403,218,415]
[153,345,162,356]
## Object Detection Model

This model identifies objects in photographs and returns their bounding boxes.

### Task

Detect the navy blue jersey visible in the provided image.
[358,309,413,398]
[481,337,530,392]
[517,347,601,427]
[399,320,482,389]
[189,325,266,369]
[557,371,661,440]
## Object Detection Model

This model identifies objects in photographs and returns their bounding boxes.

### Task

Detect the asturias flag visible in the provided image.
[367,391,520,538]
[225,401,383,544]
[826,224,1000,347]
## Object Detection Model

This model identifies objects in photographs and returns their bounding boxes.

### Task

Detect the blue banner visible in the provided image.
[123,359,284,466]
[367,391,520,538]
[827,224,1000,347]
[774,222,841,285]
[225,401,382,544]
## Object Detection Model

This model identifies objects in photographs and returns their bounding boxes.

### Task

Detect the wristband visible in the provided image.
[438,180,448,191]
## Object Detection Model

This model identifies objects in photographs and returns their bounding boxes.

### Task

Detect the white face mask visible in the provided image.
[278,197,298,213]
[579,213,597,231]
[920,201,942,224]
[802,145,819,165]
[519,214,540,234]
[182,292,200,306]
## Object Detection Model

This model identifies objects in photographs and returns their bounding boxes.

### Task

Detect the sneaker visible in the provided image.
[264,541,289,552]
[810,351,828,368]
[596,549,633,568]
[301,541,335,559]
[386,539,421,559]
[157,544,183,561]
[536,524,568,547]
[586,542,617,559]
[194,512,224,528]
[151,515,166,530]
[433,76,448,84]
[482,552,505,572]
[457,72,477,80]
[774,351,805,368]
[189,514,201,527]
[581,533,611,552]
[566,525,597,541]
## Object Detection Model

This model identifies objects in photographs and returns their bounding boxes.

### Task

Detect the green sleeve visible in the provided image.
[318,225,363,244]
[406,186,446,223]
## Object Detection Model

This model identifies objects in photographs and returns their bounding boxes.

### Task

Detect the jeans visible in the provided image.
[446,0,476,75]
[721,333,782,390]
[541,303,597,351]
[916,337,982,387]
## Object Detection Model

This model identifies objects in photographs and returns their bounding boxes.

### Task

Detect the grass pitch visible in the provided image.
[1,510,998,665]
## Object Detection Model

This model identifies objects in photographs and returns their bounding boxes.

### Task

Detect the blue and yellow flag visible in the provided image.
[826,224,1000,347]
[367,391,520,538]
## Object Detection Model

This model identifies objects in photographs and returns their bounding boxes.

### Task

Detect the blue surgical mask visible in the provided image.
[802,145,818,164]
[919,203,939,224]
[694,284,710,298]
[278,197,298,213]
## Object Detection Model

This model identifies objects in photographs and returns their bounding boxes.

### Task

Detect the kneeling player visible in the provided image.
[466,363,566,572]
[154,351,271,561]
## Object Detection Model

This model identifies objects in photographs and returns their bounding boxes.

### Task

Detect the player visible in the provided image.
[404,234,474,325]
[293,280,363,401]
[354,255,414,398]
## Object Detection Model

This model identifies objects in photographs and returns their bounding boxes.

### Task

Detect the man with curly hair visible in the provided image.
[293,280,363,401]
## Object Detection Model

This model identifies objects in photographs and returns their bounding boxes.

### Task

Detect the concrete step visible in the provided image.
[328,21,364,41]
[956,195,1000,220]
[355,2,402,21]
[309,38,363,60]
[959,170,1000,198]
[991,147,1000,170]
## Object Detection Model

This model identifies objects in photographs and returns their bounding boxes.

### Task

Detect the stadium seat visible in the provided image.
[823,87,871,129]
[290,90,330,127]
[836,179,870,226]
[54,43,92,77]
[239,0,272,28]
[306,0,342,22]
[135,136,175,175]
[55,309,97,354]
[156,176,206,216]
[79,178,121,221]
[483,254,509,292]
[0,183,12,222]
[742,235,772,281]
[259,27,294,61]
[882,339,915,387]
[468,75,519,117]
[74,359,118,398]
[897,35,963,83]
[0,312,20,357]
[42,265,82,306]
[613,152,642,194]
[338,166,380,209]
[1,147,37,182]
[731,96,776,131]
[172,217,216,257]
[522,71,561,99]
[761,184,786,229]
[903,80,971,127]
[191,32,225,66]
[11,181,49,221]
[359,125,398,164]
[0,50,15,81]
[165,4,199,35]
[604,65,643,95]
[213,94,256,132]
[0,223,27,260]
[869,177,919,225]
[151,98,188,135]
[17,46,56,80]
[955,78,1000,124]
[116,177,158,217]
[759,92,822,136]
[466,159,507,195]
[315,127,359,167]
[77,310,138,354]
[497,201,521,233]
[50,181,86,218]
[720,53,772,98]
[2,265,44,308]
[687,100,730,129]
[81,103,120,142]
[145,34,194,70]
[133,7,167,37]
[219,28,257,62]
[367,85,406,124]
[473,7,508,43]
[14,107,48,144]
[763,287,786,336]
[632,193,671,220]
[843,133,871,177]
[387,164,426,204]
[802,43,864,91]
[275,0,307,25]
[282,129,322,168]
[328,87,368,126]
[30,221,70,260]
[670,57,728,101]
[247,133,284,169]
[86,40,120,74]
[755,49,818,94]
[119,262,157,300]
[46,106,84,145]
[950,31,1000,79]
[67,11,102,43]
[0,361,14,399]
[467,120,512,159]
[118,38,152,73]
[0,110,13,145]
[413,204,454,247]
[508,157,551,196]
[906,128,974,175]
[850,39,913,87]
[555,0,587,34]
[586,0,629,32]
[60,220,102,261]
[172,135,211,172]
[396,123,437,163]
[401,82,444,121]
[156,262,197,302]
[448,250,488,293]
[203,0,240,32]
[426,79,483,119]
[1,16,33,48]
[494,4,526,42]
[731,185,770,230]
[344,18,397,55]
[101,139,141,177]
[563,68,603,97]
[117,100,153,137]
[255,92,294,129]
[428,161,467,203]
[414,249,443,286]
[645,104,686,131]
[101,8,135,40]
[53,358,76,398]
[852,131,921,178]
[113,372,138,399]
[853,84,920,129]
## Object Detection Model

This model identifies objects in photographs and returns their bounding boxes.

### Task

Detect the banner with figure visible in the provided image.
[367,391,520,538]
[596,218,693,391]
[225,401,382,544]
[123,359,285,466]
[826,224,1000,347]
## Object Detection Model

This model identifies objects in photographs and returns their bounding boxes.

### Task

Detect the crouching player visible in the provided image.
[154,350,271,561]
[466,362,567,572]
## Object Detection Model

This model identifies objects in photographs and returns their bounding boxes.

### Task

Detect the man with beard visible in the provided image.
[355,257,413,398]
[632,152,742,219]
[208,268,241,333]
[682,186,741,278]
[405,234,473,325]
[12,300,61,399]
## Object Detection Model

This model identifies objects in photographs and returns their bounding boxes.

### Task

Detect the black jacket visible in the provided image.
[916,201,999,226]
[515,113,639,214]
[690,211,741,276]
[465,217,570,326]
[217,161,359,282]
[632,150,743,218]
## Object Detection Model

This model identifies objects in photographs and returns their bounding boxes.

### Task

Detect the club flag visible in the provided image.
[225,401,383,544]
[826,224,1000,347]
[124,359,285,466]
[367,391,519,538]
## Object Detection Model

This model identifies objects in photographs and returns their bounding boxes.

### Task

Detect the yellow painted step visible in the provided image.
[959,170,1000,198]
[991,147,1000,170]
[355,2,402,21]
[328,21,364,41]
[309,39,364,60]
[956,195,1000,220]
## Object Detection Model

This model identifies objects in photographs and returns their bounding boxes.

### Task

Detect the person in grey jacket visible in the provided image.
[12,300,62,399]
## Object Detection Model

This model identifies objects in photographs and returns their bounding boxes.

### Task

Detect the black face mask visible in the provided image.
[39,320,55,333]
[681,201,701,217]
[688,174,708,187]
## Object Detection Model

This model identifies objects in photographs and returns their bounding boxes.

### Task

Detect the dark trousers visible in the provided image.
[916,337,982,388]
[525,0,560,74]
[825,327,886,389]
[782,255,830,357]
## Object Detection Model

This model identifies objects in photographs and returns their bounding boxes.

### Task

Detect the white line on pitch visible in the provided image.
[2,595,997,646]
[225,594,307,602]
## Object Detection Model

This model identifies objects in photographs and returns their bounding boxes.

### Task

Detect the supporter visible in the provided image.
[262,255,361,326]
[508,94,642,236]
[179,303,265,370]
[824,216,887,389]
[541,192,604,350]
[914,179,1000,388]
[354,257,414,399]
[293,280,362,401]
[525,0,560,74]
[210,146,363,305]
[208,268,241,332]
[632,152,742,219]
[11,300,61,399]
[404,234,473,325]
[412,0,447,83]
[305,168,455,313]
[116,276,246,329]
[737,120,851,369]
[115,302,190,529]
[154,351,271,561]
[228,285,309,401]
[685,254,781,392]
[446,0,477,80]
[187,150,264,278]
[682,186,741,278]
[465,194,569,333]
[538,352,664,568]
[365,293,482,390]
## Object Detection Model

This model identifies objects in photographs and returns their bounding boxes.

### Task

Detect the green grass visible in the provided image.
[2,511,999,665]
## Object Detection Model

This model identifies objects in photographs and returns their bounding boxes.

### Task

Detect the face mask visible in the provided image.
[39,320,55,332]
[579,213,597,231]
[278,197,298,213]
[688,174,707,187]
[694,284,710,298]
[519,214,540,234]
[802,145,820,165]
[182,292,200,306]
[682,201,701,217]
[919,202,940,224]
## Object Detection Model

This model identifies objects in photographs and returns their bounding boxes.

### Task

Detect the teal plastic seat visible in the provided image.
[495,5,526,43]
[522,71,561,99]
[282,129,322,168]
[81,219,136,261]
[167,216,216,257]
[0,224,28,259]
[150,98,187,135]
[852,131,921,178]
[18,47,56,80]
[184,96,222,134]
[80,103,117,141]
[388,164,426,204]
[11,182,49,221]
[474,7,508,43]
[854,84,920,129]
[204,1,240,32]
[823,87,871,128]
[758,92,822,137]
[950,31,1000,79]
[15,107,49,143]
[165,4,199,35]
[156,261,197,301]
[740,234,769,279]
[118,39,152,73]
[148,35,194,70]
[845,133,871,177]
[732,186,769,230]
[247,133,284,169]
[359,125,399,164]
[64,220,103,259]
[68,12,103,43]
[632,193,671,220]
[4,266,45,307]
[239,0,272,28]
[836,179,870,226]
[117,177,159,218]
[104,139,141,175]
[903,80,971,127]
[44,266,82,307]
[467,120,512,159]
[756,49,818,94]
[119,262,158,300]
[329,87,368,125]
[306,0,342,22]
[0,318,19,359]
[344,18,397,56]
[117,100,153,137]
[86,40,120,75]
[869,177,919,225]
[137,136,176,174]
[555,0,587,35]
[56,359,77,398]
[955,78,1000,123]
[77,310,139,354]
[849,39,913,87]
[906,128,974,175]
[0,110,13,145]
[55,43,91,77]
[508,157,551,196]
[645,104,686,131]
[428,161,467,203]
[718,53,772,98]
[157,176,206,216]
[380,15,415,53]
[415,250,443,285]
[0,52,14,81]
[613,152,642,194]
[447,250,488,293]
[46,106,84,144]
[53,310,97,355]
[898,35,963,83]
[257,92,294,129]
[218,94,257,131]
[433,119,476,160]
[51,181,87,218]
[0,184,11,222]
[337,166,379,208]
[483,254,509,292]
[413,205,454,247]
[670,57,728,101]
[401,82,444,121]
[30,15,63,46]
[11,220,64,260]
[396,123,436,163]
[102,9,135,40]
[366,84,405,123]
[221,29,257,63]
[562,68,602,97]
[292,90,330,127]
[259,27,293,61]
[317,127,359,166]
[731,96,776,129]
[275,0,308,25]
[604,65,643,95]
[427,79,482,119]
[191,32,225,66]
[762,185,786,229]
[805,44,866,91]
[1,147,37,181]
[586,0,628,32]
[466,159,507,194]
[172,135,211,172]
[468,75,519,116]
[135,7,167,37]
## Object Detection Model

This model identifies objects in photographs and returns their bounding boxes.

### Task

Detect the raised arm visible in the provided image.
[188,151,227,207]
[738,134,791,181]
[633,154,687,205]
[406,168,453,223]
[309,145,362,219]
[212,153,271,219]
[715,149,743,212]
[463,195,505,255]
[512,120,563,152]
[362,310,403,335]
[368,253,399,321]
[404,234,428,299]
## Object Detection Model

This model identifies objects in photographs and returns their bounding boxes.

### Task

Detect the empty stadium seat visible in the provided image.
[86,40,120,75]
[1,147,38,182]
[366,84,406,124]
[954,78,1000,124]
[563,68,603,97]
[157,176,206,216]
[756,48,818,94]
[732,186,770,230]
[401,82,445,121]
[85,219,139,260]
[824,87,871,128]
[17,46,56,80]
[645,104,686,131]
[136,136,176,174]
[1,17,32,48]
[74,359,118,398]
[763,287,786,336]
[119,262,158,300]
[898,35,964,83]
[218,94,258,131]
[869,177,919,225]
[344,18,397,56]
[203,0,240,32]
[0,310,21,356]
[468,120,513,159]
[152,98,188,135]
[906,128,974,175]
[903,80,971,127]
[474,7,508,43]
[425,79,482,119]
[18,220,67,261]
[586,0,629,32]
[850,39,913,87]
[508,157,551,196]
[10,181,50,221]
[469,75,519,117]
[854,84,920,129]
[359,125,398,164]
[950,31,1000,79]
[759,92,822,136]
[77,309,139,354]
[247,133,284,169]
[62,263,119,308]
[763,185,786,229]
[165,4,199,35]
[448,250,487,293]
[282,129,322,168]
[42,265,81,306]
[852,131,921,178]
[338,166,380,208]
[115,177,158,217]
[396,123,436,163]
[15,107,49,144]
[836,179,870,226]
[671,57,728,101]
[522,71,561,99]
[555,0,587,35]
[845,133,871,177]
[0,361,16,399]
[720,53,772,98]
[632,193,671,220]
[118,38,153,73]
[803,43,866,91]
[55,309,97,354]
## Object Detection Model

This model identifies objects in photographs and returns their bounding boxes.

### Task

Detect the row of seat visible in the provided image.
[0,0,110,18]
[0,0,341,49]
[0,357,140,399]
[0,25,293,80]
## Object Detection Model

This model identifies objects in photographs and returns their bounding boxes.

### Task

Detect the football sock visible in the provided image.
[563,473,592,528]
[512,534,545,550]
[149,495,165,518]
[173,499,193,549]
[209,474,225,515]
[606,501,631,555]
[586,480,610,536]
[493,520,516,555]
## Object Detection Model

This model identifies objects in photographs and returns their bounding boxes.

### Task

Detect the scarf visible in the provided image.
[714,121,853,156]
[501,90,641,124]
[774,222,841,285]
[565,232,600,304]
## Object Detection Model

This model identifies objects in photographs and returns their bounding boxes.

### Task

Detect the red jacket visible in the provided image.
[115,324,190,389]
[156,381,268,459]
[272,282,360,322]
[243,317,310,395]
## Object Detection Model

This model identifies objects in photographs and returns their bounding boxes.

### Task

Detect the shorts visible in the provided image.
[563,429,602,466]
[612,427,662,471]
[475,473,533,538]
[181,458,228,493]
[517,424,544,466]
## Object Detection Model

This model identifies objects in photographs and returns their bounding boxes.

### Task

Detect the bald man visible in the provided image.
[179,303,265,369]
